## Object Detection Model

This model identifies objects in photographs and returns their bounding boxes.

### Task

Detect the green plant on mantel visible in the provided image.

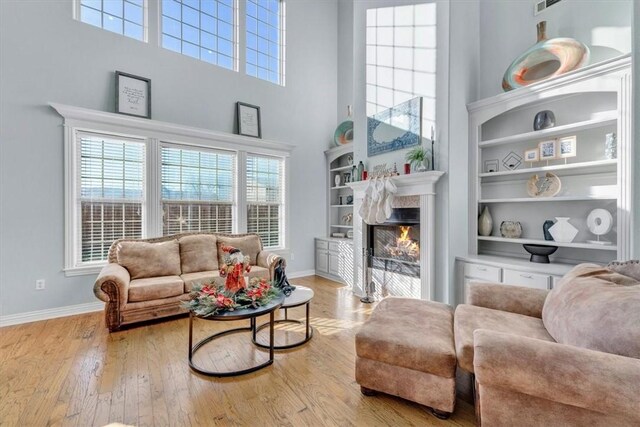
[406,146,430,171]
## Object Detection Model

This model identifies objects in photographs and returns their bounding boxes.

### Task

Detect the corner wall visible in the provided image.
[0,0,338,316]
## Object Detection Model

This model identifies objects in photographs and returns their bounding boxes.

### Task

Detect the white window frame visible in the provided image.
[244,0,286,86]
[73,0,149,43]
[54,103,292,276]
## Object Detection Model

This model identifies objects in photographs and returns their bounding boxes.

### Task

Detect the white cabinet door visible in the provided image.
[463,263,501,283]
[503,269,549,290]
[328,253,341,277]
[316,250,329,274]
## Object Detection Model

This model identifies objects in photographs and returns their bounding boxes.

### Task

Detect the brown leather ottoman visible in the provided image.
[355,297,457,419]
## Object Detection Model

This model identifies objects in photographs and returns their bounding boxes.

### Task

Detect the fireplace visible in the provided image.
[368,208,421,279]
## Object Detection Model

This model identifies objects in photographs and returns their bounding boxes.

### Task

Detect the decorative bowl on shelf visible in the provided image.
[523,244,558,264]
[333,120,354,146]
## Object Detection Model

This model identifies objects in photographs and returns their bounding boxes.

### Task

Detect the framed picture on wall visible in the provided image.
[115,71,151,119]
[236,102,262,138]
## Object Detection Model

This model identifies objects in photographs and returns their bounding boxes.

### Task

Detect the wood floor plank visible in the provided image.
[0,276,475,427]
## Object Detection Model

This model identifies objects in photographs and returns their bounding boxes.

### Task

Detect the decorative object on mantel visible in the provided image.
[523,244,558,264]
[533,110,556,130]
[502,151,523,170]
[404,163,411,174]
[500,221,523,238]
[367,97,422,156]
[586,208,613,245]
[236,102,262,138]
[370,163,400,179]
[548,217,578,243]
[115,71,151,119]
[333,120,354,146]
[543,219,555,241]
[605,132,617,159]
[478,206,493,236]
[358,176,397,224]
[483,159,499,173]
[406,146,430,172]
[357,161,364,181]
[334,174,342,187]
[352,164,358,182]
[502,21,589,91]
[527,172,561,197]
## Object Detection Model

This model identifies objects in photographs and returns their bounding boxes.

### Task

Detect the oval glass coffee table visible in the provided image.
[188,294,285,377]
[252,286,314,350]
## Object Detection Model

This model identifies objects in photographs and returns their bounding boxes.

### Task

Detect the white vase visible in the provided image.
[548,217,578,243]
[335,174,341,187]
[478,206,493,236]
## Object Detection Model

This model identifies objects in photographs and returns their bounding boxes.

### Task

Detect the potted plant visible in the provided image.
[406,146,430,172]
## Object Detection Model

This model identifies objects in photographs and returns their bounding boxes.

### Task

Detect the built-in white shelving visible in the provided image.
[331,185,350,190]
[330,204,354,208]
[324,143,355,238]
[479,196,616,204]
[477,236,617,251]
[479,159,617,179]
[329,165,352,172]
[478,112,617,147]
[330,225,353,229]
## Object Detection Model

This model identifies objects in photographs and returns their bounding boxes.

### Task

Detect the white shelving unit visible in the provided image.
[466,55,632,269]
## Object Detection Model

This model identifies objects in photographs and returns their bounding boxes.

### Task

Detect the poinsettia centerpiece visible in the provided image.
[183,245,280,317]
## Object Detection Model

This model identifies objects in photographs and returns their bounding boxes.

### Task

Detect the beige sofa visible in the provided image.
[93,232,285,331]
[457,262,640,426]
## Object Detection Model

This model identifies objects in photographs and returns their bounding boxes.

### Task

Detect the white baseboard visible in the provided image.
[0,301,103,328]
[287,269,317,279]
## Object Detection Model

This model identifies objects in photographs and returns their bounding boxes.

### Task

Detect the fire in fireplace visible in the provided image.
[368,208,420,278]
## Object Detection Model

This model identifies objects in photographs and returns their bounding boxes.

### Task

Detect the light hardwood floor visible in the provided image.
[0,276,475,426]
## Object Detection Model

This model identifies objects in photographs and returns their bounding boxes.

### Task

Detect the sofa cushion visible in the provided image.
[128,275,184,302]
[542,264,640,358]
[117,240,181,279]
[217,235,262,265]
[181,266,270,292]
[179,235,218,274]
[454,304,554,372]
[607,259,640,281]
[356,297,456,378]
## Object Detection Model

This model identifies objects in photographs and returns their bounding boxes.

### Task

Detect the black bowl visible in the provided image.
[523,244,558,263]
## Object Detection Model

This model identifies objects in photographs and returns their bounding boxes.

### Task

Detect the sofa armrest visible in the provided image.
[473,329,640,420]
[466,282,548,318]
[257,250,285,279]
[94,263,131,308]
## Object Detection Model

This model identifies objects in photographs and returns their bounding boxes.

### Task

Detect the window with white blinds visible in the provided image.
[78,132,145,264]
[161,145,235,235]
[246,154,284,248]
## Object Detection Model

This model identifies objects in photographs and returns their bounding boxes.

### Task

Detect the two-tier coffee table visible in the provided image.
[188,294,285,377]
[252,285,314,350]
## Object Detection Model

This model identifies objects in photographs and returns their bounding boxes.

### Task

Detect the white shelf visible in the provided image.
[330,205,354,208]
[330,165,353,172]
[479,195,616,203]
[477,236,617,251]
[479,159,617,179]
[330,185,351,190]
[330,225,353,228]
[479,113,617,148]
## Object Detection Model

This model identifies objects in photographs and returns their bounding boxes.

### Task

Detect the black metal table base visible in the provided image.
[188,311,275,377]
[252,303,313,350]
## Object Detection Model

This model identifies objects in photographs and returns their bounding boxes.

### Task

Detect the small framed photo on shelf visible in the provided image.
[524,148,539,162]
[558,135,577,158]
[115,71,151,119]
[483,159,499,173]
[538,139,557,160]
[236,102,262,138]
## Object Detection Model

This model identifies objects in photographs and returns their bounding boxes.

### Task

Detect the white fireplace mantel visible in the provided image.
[347,171,445,301]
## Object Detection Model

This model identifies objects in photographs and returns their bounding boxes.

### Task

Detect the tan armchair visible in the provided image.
[456,263,640,426]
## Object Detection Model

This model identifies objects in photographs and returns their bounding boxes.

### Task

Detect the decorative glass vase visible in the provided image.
[478,206,493,236]
[548,217,578,243]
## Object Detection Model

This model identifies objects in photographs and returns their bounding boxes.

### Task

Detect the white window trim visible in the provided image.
[73,0,150,43]
[53,103,293,276]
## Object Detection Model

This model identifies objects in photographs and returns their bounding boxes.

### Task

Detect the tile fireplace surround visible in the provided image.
[348,171,445,300]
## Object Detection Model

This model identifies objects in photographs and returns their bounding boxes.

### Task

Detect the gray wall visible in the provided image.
[0,0,338,316]
[479,0,633,98]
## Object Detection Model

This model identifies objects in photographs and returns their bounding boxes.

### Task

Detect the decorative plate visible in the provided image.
[527,172,561,197]
[334,120,354,146]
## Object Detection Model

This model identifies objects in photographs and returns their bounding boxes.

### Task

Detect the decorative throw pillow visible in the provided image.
[178,234,218,274]
[607,260,640,281]
[542,263,640,358]
[217,235,262,265]
[116,240,181,279]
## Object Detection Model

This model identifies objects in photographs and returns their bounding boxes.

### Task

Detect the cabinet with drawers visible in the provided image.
[458,255,569,304]
[315,237,354,286]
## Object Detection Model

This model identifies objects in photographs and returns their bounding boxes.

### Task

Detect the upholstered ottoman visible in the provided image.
[355,297,457,418]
